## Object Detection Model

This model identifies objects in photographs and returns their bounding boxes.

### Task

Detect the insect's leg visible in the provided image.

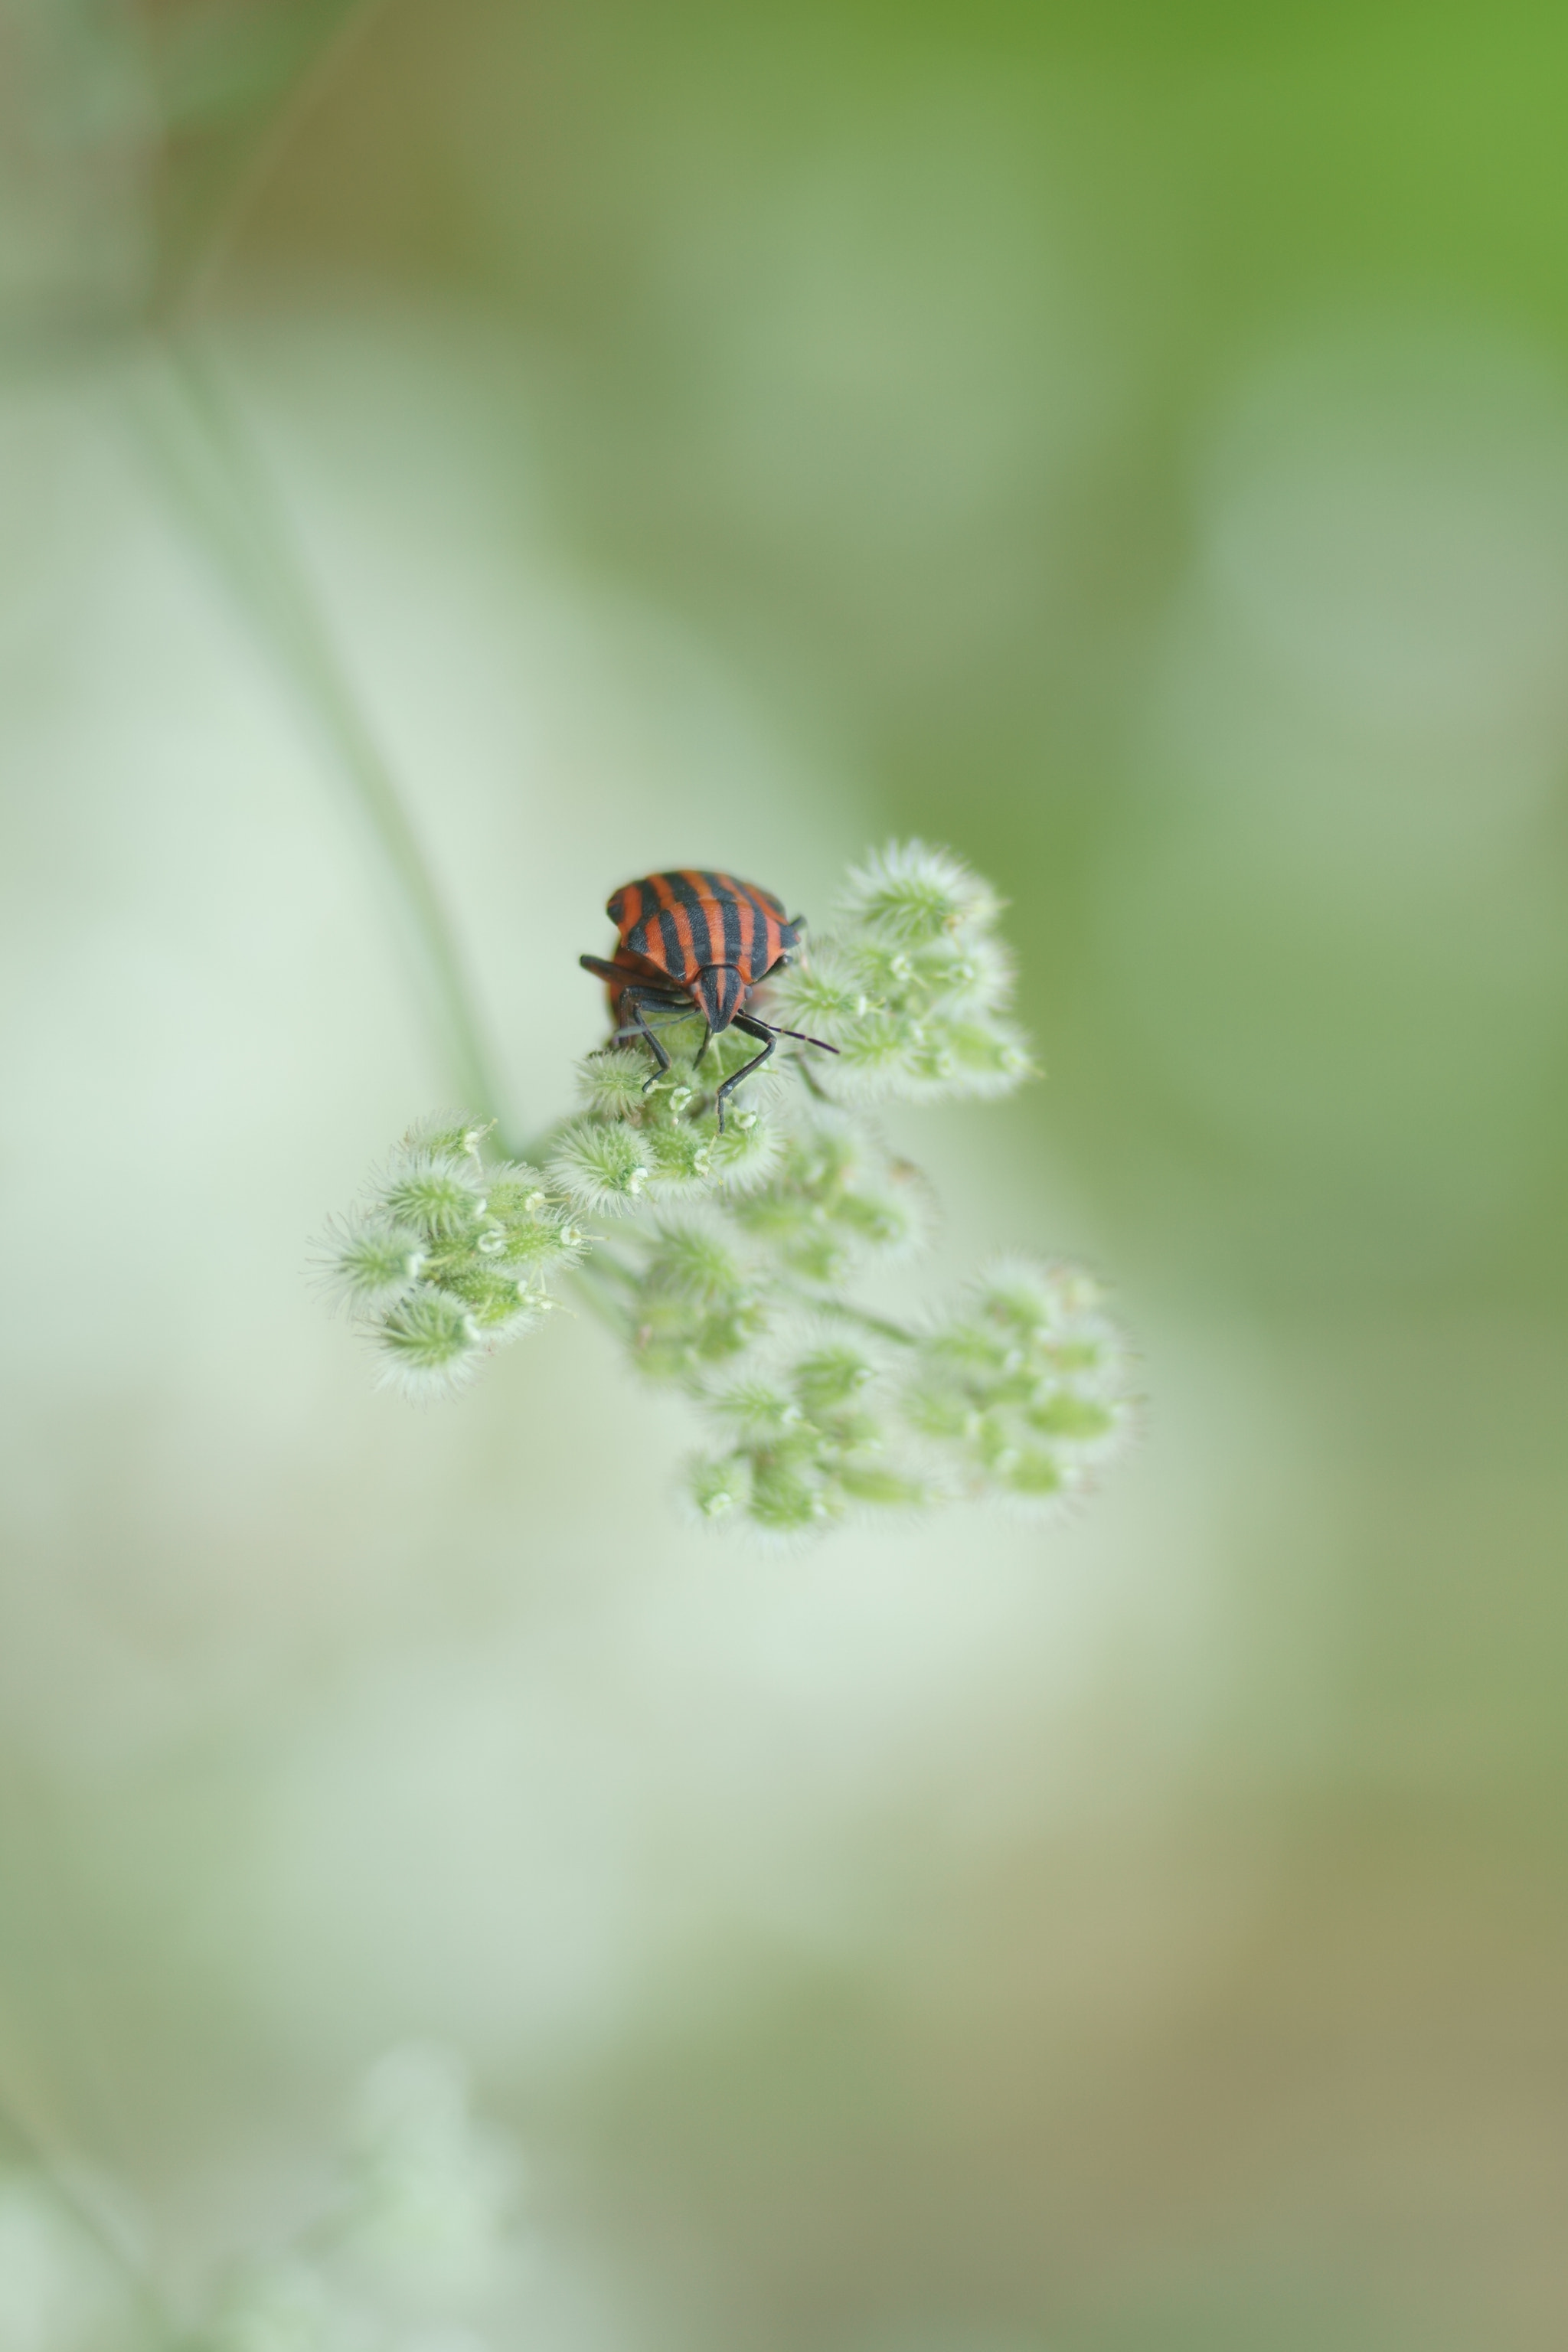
[609,1005,691,1044]
[609,989,690,1041]
[613,988,684,1087]
[714,1015,776,1134]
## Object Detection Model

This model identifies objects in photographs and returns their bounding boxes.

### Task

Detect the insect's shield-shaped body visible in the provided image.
[588,871,800,1025]
[582,870,832,1130]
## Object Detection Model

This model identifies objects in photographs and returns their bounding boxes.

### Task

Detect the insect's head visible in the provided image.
[691,964,746,1034]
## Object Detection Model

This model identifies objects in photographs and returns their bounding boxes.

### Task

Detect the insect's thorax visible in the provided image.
[691,964,747,1034]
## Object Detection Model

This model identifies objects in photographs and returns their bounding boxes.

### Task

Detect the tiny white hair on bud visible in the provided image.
[642,1216,752,1307]
[547,1119,652,1211]
[685,1449,750,1524]
[376,1146,489,1242]
[837,838,1003,946]
[312,1212,426,1314]
[701,1106,785,1196]
[374,1290,482,1398]
[577,1047,655,1118]
[403,1112,495,1161]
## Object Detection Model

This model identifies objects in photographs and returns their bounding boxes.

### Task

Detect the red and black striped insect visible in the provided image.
[580,869,838,1128]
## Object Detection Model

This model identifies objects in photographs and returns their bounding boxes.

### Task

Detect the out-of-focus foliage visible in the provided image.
[4,2,1568,2350]
[0,2047,527,2352]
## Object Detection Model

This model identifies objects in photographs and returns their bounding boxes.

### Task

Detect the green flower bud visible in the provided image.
[481,1162,551,1217]
[836,1462,931,1509]
[688,1451,750,1521]
[708,1379,804,1440]
[375,1290,481,1393]
[548,1119,651,1210]
[642,1220,749,1305]
[791,1344,875,1415]
[577,1047,654,1118]
[702,1106,783,1194]
[774,944,861,1030]
[379,1148,488,1241]
[645,1119,716,1192]
[406,1115,493,1161]
[483,1213,584,1274]
[838,839,1001,947]
[321,1217,425,1308]
[748,1453,835,1535]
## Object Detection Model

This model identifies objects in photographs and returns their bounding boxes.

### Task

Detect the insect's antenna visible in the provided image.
[761,1021,840,1055]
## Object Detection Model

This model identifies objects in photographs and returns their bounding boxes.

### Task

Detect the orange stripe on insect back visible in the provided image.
[671,876,719,965]
[668,900,697,966]
[617,880,644,935]
[648,871,678,911]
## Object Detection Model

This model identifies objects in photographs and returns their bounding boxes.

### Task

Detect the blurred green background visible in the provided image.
[3,2,1567,2345]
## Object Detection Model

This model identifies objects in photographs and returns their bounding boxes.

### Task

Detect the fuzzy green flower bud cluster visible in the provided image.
[677,1260,1133,1538]
[685,1328,931,1535]
[903,1260,1134,1505]
[550,1019,783,1210]
[321,1119,586,1394]
[772,838,1036,1099]
[320,842,1135,1535]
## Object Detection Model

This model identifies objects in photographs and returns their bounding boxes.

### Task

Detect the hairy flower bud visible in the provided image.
[376,1289,482,1393]
[548,1118,652,1210]
[836,838,1002,946]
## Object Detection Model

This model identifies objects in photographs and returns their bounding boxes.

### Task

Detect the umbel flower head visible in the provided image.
[318,842,1135,1537]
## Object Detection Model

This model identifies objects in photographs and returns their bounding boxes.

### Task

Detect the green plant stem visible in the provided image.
[795,1293,919,1346]
[132,333,514,1146]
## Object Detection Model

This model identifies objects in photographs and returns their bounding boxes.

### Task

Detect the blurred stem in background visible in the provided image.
[132,338,514,1145]
[0,0,515,2255]
[136,1,514,1138]
[3,0,510,1142]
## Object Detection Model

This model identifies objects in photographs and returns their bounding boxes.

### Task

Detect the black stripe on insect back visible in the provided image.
[655,903,683,972]
[665,870,717,968]
[743,884,769,978]
[703,872,744,969]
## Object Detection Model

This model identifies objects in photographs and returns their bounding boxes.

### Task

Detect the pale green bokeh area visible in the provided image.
[3,2,1568,2347]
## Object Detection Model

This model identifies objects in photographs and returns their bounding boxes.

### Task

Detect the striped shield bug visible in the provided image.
[580,868,838,1127]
